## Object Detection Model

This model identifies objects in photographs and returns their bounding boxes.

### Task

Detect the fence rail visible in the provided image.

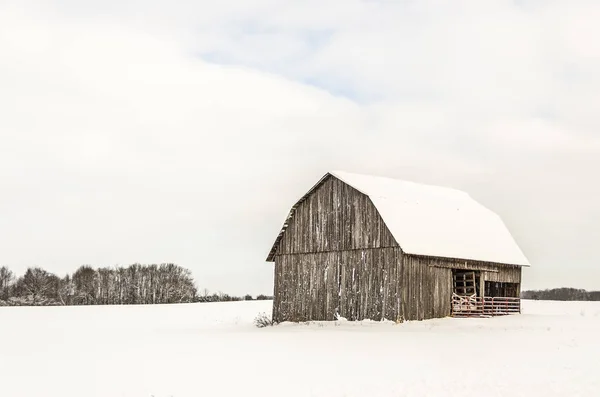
[451,294,520,317]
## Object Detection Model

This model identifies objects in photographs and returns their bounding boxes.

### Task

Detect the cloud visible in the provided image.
[1,1,599,293]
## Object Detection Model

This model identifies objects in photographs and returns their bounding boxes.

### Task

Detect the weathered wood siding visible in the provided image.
[411,254,521,285]
[273,251,522,322]
[273,175,404,322]
[273,250,456,322]
[401,255,453,320]
[408,254,522,301]
[273,248,404,322]
[483,265,521,284]
[276,176,397,255]
[418,255,510,272]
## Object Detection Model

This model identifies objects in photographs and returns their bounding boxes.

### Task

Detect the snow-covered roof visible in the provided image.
[330,171,530,266]
[267,171,530,266]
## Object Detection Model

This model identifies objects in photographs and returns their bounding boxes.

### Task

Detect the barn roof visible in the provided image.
[266,171,530,266]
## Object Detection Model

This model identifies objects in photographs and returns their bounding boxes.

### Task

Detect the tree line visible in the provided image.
[0,264,272,306]
[521,288,600,301]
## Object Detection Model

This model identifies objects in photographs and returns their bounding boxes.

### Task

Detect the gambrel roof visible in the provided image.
[267,171,530,266]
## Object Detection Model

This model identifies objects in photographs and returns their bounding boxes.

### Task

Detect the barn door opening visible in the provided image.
[451,269,484,316]
[452,269,481,297]
[485,281,519,298]
[452,271,521,317]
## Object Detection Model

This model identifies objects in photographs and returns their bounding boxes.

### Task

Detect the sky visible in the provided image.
[1,0,599,295]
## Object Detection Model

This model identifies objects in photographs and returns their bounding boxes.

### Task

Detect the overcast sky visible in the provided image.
[1,0,599,295]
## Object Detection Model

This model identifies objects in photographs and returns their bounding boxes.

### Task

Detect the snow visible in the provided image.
[1,299,598,397]
[331,170,530,266]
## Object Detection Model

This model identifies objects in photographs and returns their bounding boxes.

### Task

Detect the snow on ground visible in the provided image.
[1,299,598,397]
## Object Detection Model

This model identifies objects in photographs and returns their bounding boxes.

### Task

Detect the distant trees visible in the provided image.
[0,263,273,307]
[0,263,197,306]
[191,291,275,302]
[66,263,197,305]
[521,288,600,301]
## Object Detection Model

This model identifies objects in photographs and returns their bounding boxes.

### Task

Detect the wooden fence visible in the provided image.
[451,294,521,317]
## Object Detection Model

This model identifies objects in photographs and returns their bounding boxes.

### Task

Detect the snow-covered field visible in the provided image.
[1,300,598,397]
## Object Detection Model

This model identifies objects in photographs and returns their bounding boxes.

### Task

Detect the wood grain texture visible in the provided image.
[273,248,404,322]
[276,175,397,256]
[273,250,459,322]
[483,265,522,283]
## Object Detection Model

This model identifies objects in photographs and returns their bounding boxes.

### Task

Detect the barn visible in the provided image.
[266,171,530,322]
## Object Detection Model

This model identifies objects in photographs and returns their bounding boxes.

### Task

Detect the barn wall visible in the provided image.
[273,249,461,322]
[418,255,506,272]
[405,255,521,300]
[276,176,398,256]
[402,255,453,320]
[272,253,523,322]
[273,247,406,323]
[483,265,522,284]
[409,254,522,285]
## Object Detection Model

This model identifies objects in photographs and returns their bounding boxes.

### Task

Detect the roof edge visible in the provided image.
[405,252,531,268]
[265,172,333,262]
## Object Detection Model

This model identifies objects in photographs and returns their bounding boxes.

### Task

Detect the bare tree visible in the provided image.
[57,274,74,305]
[73,265,97,304]
[0,266,14,300]
[17,267,57,305]
[96,267,114,305]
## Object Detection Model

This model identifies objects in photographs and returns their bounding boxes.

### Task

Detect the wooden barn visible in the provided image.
[266,171,530,322]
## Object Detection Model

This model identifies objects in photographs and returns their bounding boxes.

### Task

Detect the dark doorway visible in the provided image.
[452,269,482,297]
[485,282,519,298]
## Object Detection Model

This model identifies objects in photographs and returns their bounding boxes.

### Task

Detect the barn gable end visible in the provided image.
[268,174,398,260]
